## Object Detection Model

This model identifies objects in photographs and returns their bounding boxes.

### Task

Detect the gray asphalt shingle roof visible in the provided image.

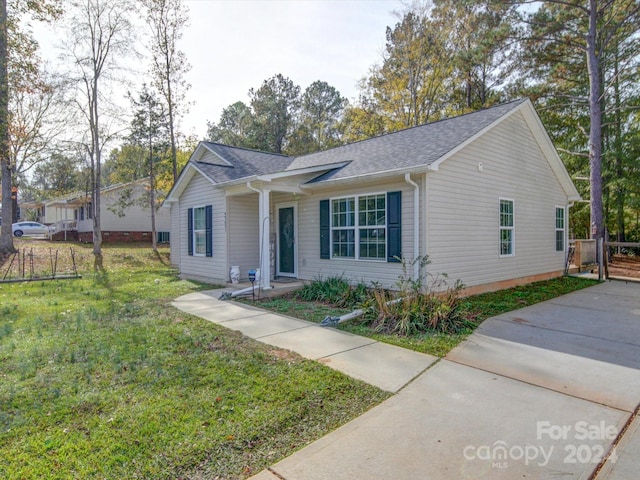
[191,99,527,185]
[193,142,294,184]
[293,99,527,183]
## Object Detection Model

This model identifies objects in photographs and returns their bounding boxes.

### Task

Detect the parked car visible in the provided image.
[12,221,54,237]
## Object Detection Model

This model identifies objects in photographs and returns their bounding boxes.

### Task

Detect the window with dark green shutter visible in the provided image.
[189,205,212,257]
[387,191,401,262]
[320,191,401,262]
[320,199,330,259]
[187,208,193,256]
[205,205,213,257]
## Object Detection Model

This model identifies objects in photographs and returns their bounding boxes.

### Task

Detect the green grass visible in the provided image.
[240,295,353,324]
[0,241,389,479]
[461,275,600,323]
[244,276,600,357]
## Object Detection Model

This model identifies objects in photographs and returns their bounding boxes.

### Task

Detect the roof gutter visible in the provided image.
[301,164,436,191]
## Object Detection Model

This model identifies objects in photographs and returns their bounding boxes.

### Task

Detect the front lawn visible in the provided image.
[0,240,389,479]
[244,276,599,357]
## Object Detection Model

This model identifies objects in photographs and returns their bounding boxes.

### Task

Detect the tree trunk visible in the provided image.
[586,0,604,242]
[0,0,15,255]
[612,44,625,243]
[149,117,157,253]
[165,55,178,183]
[91,79,103,271]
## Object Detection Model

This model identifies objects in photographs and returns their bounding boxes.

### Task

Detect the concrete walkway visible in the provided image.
[172,281,640,479]
[171,288,437,393]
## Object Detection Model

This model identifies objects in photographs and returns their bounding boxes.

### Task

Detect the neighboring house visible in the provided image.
[21,194,77,228]
[22,179,171,244]
[164,99,580,294]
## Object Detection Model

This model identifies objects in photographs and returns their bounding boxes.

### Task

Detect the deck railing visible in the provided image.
[54,220,77,232]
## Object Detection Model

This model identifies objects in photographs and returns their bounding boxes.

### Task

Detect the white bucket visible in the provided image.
[230,266,240,284]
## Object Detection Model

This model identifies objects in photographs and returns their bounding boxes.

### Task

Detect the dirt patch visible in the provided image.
[268,348,301,363]
[608,254,640,279]
[0,243,82,280]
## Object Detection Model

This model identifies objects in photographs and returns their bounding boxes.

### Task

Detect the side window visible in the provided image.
[193,206,207,255]
[555,207,565,252]
[188,206,212,257]
[499,198,514,256]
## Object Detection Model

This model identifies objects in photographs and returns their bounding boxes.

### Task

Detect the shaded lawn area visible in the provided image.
[245,276,600,357]
[0,241,389,479]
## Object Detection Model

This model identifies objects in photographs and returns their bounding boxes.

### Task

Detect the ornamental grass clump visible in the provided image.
[297,275,369,307]
[364,256,475,335]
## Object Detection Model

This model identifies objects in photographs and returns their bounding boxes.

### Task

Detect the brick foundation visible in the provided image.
[51,231,79,241]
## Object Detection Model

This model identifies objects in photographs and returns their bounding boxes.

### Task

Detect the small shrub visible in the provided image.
[296,276,368,307]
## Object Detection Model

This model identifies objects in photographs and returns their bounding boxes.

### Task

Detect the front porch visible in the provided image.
[225,277,304,299]
[226,179,307,289]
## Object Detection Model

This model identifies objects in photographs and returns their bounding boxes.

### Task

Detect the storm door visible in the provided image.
[277,204,297,277]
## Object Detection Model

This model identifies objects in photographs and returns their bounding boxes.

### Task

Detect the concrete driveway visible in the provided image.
[252,281,640,480]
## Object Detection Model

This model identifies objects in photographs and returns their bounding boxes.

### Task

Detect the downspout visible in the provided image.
[405,173,420,282]
[321,297,404,327]
[321,175,419,325]
[564,202,573,275]
[219,284,259,300]
[246,181,271,290]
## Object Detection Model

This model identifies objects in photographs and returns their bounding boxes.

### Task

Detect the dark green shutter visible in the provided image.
[387,191,401,262]
[187,207,193,256]
[205,205,213,257]
[320,199,330,259]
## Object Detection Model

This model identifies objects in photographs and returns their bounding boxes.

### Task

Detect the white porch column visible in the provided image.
[258,188,272,289]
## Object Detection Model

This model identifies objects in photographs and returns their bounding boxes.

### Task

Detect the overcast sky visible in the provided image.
[182,0,400,138]
[34,0,402,141]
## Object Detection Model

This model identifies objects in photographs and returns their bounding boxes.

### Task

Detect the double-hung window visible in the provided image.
[188,205,212,257]
[358,194,387,260]
[555,207,565,252]
[320,192,400,262]
[499,199,514,256]
[331,197,356,258]
[193,207,207,255]
[330,193,387,260]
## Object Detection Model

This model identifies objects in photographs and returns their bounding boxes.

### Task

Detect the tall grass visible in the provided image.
[364,256,474,335]
[296,275,369,307]
[295,258,474,336]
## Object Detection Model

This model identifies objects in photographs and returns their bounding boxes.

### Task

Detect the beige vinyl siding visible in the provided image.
[227,195,260,282]
[426,110,568,287]
[43,207,75,224]
[74,184,170,234]
[169,203,180,266]
[99,184,171,232]
[178,174,227,283]
[298,179,417,289]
